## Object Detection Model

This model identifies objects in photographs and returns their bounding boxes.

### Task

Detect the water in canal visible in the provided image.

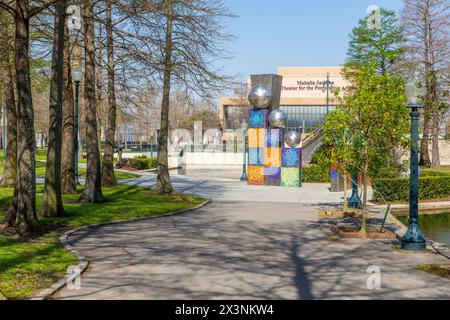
[397,212,450,246]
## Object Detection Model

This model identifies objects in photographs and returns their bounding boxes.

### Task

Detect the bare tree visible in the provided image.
[41,0,66,217]
[101,0,118,186]
[61,22,76,194]
[79,0,104,202]
[0,11,17,188]
[402,0,450,168]
[123,0,234,194]
[0,0,58,233]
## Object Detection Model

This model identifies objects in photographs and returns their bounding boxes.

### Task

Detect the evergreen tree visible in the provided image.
[346,8,405,75]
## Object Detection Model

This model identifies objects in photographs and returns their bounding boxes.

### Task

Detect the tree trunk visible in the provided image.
[420,117,431,167]
[431,116,441,168]
[79,1,104,203]
[0,53,17,188]
[61,23,76,194]
[419,4,432,168]
[343,169,348,212]
[428,19,440,169]
[157,0,174,194]
[360,161,368,234]
[4,0,39,234]
[41,0,66,217]
[101,0,118,187]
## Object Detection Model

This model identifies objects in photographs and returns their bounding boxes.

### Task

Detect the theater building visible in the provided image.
[220,66,350,133]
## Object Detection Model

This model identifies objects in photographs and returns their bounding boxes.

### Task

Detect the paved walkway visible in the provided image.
[54,201,450,300]
[119,172,355,205]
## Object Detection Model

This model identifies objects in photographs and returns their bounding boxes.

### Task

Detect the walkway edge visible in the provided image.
[30,198,211,300]
[387,211,450,259]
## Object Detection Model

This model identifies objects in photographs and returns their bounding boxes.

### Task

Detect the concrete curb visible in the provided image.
[30,199,211,300]
[388,211,450,258]
[369,201,450,211]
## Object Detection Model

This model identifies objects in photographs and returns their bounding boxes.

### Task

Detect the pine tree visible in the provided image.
[346,8,405,75]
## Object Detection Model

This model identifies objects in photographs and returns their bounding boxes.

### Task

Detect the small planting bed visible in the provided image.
[331,225,396,240]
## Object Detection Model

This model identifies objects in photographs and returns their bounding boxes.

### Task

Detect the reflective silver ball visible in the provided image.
[285,131,301,148]
[248,84,272,109]
[269,109,287,128]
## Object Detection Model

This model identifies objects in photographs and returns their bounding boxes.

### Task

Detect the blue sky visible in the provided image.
[222,0,403,81]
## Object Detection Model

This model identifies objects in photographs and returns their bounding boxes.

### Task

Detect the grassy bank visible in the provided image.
[0,185,205,299]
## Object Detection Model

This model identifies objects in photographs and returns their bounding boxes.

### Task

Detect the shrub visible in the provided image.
[372,176,450,202]
[302,165,331,183]
[125,156,158,170]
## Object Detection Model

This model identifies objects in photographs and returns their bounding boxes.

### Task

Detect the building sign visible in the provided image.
[281,76,350,98]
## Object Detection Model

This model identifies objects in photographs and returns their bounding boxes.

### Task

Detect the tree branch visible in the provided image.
[29,0,59,18]
[0,1,15,16]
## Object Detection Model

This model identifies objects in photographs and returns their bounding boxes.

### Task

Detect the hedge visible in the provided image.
[422,169,450,177]
[125,156,158,170]
[302,165,331,183]
[372,175,450,202]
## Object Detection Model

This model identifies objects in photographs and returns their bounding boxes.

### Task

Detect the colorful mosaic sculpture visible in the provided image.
[264,147,282,168]
[281,167,301,187]
[282,148,301,168]
[248,109,269,129]
[248,166,265,185]
[248,128,266,148]
[246,104,301,187]
[264,167,281,186]
[266,129,284,148]
[249,147,264,166]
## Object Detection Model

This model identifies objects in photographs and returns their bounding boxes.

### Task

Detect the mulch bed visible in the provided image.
[331,225,397,239]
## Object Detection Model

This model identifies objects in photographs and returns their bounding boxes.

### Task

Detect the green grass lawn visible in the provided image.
[422,165,450,174]
[0,185,205,299]
[0,152,139,180]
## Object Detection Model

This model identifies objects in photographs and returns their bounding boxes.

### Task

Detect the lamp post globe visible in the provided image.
[73,69,82,83]
[401,77,426,251]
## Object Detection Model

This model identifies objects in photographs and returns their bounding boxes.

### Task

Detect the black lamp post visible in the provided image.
[73,68,82,185]
[322,71,331,115]
[240,122,248,182]
[401,78,426,251]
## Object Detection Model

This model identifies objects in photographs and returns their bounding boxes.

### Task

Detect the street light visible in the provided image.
[401,77,427,251]
[322,71,332,115]
[73,68,82,185]
[240,121,248,182]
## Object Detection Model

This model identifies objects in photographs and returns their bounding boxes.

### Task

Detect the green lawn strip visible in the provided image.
[422,166,450,175]
[0,185,205,299]
[0,158,139,180]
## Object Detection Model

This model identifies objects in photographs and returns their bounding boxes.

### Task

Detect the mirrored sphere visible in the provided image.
[285,131,301,148]
[248,84,272,109]
[269,109,287,128]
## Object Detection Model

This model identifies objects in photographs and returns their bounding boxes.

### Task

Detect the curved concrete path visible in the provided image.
[54,201,450,300]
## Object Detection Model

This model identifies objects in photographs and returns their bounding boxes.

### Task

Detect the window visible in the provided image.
[279,105,335,133]
[224,106,248,130]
